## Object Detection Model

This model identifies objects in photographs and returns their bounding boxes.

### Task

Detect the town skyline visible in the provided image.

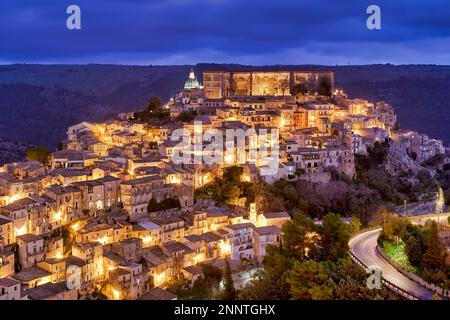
[1,0,449,304]
[0,67,449,301]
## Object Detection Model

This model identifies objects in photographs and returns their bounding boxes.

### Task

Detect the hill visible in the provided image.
[0,63,449,151]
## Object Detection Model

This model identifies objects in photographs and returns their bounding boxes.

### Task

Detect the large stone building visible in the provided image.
[203,70,334,99]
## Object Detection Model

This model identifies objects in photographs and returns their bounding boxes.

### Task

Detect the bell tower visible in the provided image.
[249,203,258,225]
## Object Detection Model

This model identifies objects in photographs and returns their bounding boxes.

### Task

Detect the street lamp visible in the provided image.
[436,185,445,230]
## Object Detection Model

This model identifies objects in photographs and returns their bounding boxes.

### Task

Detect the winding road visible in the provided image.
[349,228,435,300]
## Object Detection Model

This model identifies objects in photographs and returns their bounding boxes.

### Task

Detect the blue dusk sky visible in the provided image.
[1,0,450,65]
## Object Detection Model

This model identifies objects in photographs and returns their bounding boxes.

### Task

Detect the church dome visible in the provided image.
[184,68,200,90]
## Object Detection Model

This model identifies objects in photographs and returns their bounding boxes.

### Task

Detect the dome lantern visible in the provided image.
[184,68,201,90]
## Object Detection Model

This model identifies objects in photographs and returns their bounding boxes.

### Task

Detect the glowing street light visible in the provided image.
[98,235,109,245]
[143,236,152,245]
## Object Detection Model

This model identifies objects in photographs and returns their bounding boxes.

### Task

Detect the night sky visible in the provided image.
[1,0,450,65]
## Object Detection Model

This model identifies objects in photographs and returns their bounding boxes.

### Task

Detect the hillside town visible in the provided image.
[0,68,448,300]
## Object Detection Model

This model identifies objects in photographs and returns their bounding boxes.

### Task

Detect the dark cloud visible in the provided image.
[1,0,450,64]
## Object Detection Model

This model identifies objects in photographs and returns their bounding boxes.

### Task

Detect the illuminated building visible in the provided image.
[253,226,281,264]
[184,68,202,90]
[203,69,334,99]
[222,223,255,261]
[17,234,45,269]
[0,248,15,279]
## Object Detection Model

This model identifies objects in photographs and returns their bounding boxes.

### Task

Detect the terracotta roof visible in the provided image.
[0,277,20,287]
[27,282,70,300]
[13,266,51,282]
[262,211,290,219]
[254,225,281,235]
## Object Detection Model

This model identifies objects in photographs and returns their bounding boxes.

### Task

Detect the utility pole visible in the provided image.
[436,184,445,231]
[403,200,407,217]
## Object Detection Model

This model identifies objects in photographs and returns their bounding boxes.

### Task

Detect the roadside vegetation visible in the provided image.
[378,217,449,290]
[238,212,397,300]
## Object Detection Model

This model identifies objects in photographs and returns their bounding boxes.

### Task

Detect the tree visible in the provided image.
[176,111,197,123]
[202,264,223,284]
[382,216,409,240]
[202,264,223,299]
[222,184,242,205]
[26,146,50,165]
[421,221,446,270]
[280,77,290,96]
[133,96,169,123]
[404,235,422,265]
[147,197,181,213]
[220,259,236,300]
[238,243,292,300]
[147,198,161,212]
[92,288,108,300]
[238,272,290,300]
[287,260,333,300]
[319,213,350,261]
[348,217,362,235]
[223,166,243,184]
[331,260,393,300]
[292,83,308,95]
[281,213,316,260]
[318,78,332,96]
[146,96,162,112]
[262,244,293,277]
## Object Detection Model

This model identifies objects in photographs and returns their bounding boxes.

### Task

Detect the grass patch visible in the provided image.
[381,241,419,274]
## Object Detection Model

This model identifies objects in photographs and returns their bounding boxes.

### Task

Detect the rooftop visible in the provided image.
[183,265,203,276]
[0,277,20,287]
[138,287,177,300]
[66,256,87,268]
[254,225,281,235]
[224,222,254,231]
[198,232,222,243]
[13,266,51,282]
[0,203,24,212]
[121,175,162,186]
[17,233,44,243]
[27,282,70,300]
[79,223,113,234]
[262,211,290,219]
[0,217,12,226]
[150,216,184,226]
[163,241,192,253]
